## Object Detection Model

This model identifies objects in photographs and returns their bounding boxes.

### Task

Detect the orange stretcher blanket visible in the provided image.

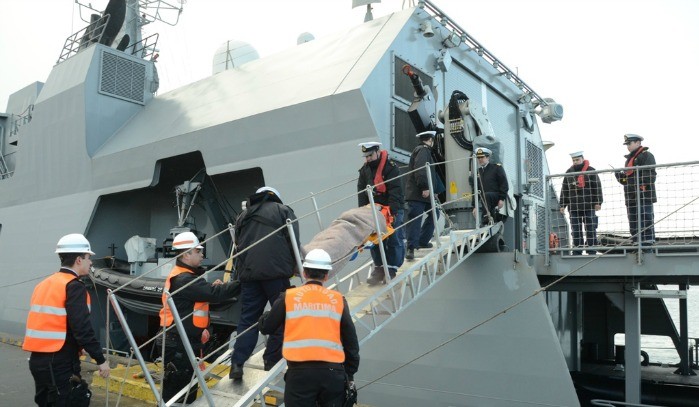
[303,204,393,277]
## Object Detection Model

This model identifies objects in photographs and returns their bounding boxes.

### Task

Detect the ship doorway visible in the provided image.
[84,151,266,355]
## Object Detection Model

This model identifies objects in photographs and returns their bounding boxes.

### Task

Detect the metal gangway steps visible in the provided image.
[103,159,499,406]
[187,223,499,407]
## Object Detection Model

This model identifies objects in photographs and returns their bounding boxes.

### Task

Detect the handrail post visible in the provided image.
[472,155,480,228]
[287,219,305,284]
[635,176,642,264]
[108,290,162,405]
[310,192,324,231]
[544,175,551,265]
[425,163,441,249]
[165,292,215,407]
[366,185,392,284]
[104,284,111,405]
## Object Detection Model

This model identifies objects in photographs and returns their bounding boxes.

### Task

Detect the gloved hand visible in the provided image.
[615,171,627,185]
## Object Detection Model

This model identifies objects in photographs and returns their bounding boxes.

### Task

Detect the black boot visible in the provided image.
[229,364,243,380]
[405,248,415,261]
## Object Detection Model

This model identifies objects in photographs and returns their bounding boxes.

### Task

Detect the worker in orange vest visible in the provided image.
[23,233,110,406]
[259,249,359,406]
[158,231,239,404]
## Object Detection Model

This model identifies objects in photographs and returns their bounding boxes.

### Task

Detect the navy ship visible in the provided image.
[1,1,698,405]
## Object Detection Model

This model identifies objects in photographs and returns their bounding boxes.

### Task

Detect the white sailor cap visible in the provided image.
[623,134,643,145]
[359,141,381,156]
[569,151,584,158]
[475,147,492,157]
[416,130,436,139]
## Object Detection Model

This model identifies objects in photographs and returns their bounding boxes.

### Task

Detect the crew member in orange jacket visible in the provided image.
[24,233,110,406]
[259,249,359,407]
[159,231,239,404]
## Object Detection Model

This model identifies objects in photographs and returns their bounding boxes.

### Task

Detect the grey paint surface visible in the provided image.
[356,253,580,406]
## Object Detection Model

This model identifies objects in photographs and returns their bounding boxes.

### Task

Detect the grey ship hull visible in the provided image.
[3,2,698,405]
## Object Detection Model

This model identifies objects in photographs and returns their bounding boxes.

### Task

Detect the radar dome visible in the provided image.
[212,40,259,74]
[297,32,315,45]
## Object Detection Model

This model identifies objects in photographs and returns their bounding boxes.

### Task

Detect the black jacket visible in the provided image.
[615,146,657,203]
[406,144,441,202]
[357,153,404,214]
[234,191,300,282]
[168,261,240,344]
[259,281,360,380]
[470,162,508,205]
[43,269,106,364]
[560,163,603,211]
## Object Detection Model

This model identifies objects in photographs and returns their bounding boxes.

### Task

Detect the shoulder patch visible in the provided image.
[496,163,502,166]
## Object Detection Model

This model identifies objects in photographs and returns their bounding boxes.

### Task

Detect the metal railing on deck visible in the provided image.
[57,14,159,63]
[57,14,111,64]
[545,160,699,264]
[418,0,548,107]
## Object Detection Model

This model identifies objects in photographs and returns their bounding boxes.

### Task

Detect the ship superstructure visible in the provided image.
[2,1,699,406]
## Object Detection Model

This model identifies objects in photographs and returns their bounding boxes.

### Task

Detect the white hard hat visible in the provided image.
[302,248,333,271]
[55,233,95,255]
[256,186,282,201]
[172,232,204,250]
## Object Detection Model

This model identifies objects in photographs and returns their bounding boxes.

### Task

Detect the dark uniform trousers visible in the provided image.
[162,337,199,405]
[232,278,290,367]
[29,355,80,407]
[285,363,346,407]
[570,209,598,254]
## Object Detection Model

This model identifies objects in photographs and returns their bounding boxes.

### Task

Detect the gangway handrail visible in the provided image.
[104,156,482,406]
[225,223,499,407]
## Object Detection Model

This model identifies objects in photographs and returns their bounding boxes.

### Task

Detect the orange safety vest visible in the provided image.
[23,271,91,353]
[283,284,345,363]
[159,265,210,329]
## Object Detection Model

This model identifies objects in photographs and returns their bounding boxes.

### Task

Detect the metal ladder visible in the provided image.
[189,223,500,407]
[0,153,9,179]
[0,124,10,179]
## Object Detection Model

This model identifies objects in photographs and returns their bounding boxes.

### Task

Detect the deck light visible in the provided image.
[443,31,462,48]
[420,22,434,38]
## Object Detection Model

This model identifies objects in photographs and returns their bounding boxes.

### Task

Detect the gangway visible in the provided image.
[188,222,500,407]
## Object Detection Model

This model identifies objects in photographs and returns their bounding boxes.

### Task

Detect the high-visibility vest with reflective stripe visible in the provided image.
[23,271,91,352]
[159,265,210,328]
[283,284,344,363]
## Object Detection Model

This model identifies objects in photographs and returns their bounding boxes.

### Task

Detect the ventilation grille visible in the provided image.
[526,140,544,197]
[536,204,546,253]
[99,51,146,104]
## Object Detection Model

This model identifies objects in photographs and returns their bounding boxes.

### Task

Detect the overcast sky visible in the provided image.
[1,0,698,173]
